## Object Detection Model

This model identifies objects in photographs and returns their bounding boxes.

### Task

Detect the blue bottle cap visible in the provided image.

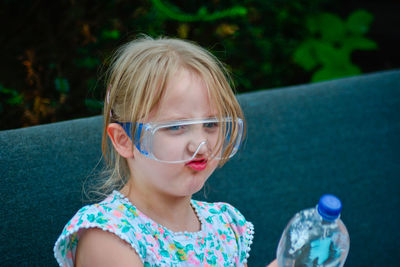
[317,194,342,221]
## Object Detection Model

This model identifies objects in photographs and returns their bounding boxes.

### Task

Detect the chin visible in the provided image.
[186,170,214,196]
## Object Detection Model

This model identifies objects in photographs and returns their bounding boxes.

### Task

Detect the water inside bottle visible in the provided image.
[278,208,349,267]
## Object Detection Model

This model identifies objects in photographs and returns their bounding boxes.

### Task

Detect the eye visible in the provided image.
[203,122,219,133]
[204,122,219,128]
[167,125,182,131]
[163,124,187,135]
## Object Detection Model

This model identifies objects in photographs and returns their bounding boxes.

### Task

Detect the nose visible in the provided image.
[187,140,209,158]
[186,124,213,158]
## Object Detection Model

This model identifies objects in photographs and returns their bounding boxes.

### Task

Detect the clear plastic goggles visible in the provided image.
[118,117,243,163]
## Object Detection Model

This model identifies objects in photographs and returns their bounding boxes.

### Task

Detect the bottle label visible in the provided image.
[310,237,332,264]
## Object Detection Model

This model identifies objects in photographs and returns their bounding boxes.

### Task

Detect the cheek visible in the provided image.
[148,161,183,177]
[208,159,220,171]
[132,151,179,176]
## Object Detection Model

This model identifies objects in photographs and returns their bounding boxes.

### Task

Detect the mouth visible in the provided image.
[185,158,208,171]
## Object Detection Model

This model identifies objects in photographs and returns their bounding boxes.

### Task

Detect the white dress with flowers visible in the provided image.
[54,191,254,267]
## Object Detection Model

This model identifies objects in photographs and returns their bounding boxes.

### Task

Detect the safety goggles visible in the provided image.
[117,117,243,163]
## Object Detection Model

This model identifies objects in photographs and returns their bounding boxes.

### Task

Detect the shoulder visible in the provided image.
[216,202,254,264]
[57,193,125,237]
[193,200,254,239]
[193,200,252,227]
[75,228,142,267]
[54,192,143,266]
[193,200,254,264]
[217,202,248,222]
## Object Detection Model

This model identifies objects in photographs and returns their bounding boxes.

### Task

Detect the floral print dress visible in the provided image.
[54,191,254,266]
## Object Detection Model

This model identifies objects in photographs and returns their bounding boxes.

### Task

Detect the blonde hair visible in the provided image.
[99,36,245,195]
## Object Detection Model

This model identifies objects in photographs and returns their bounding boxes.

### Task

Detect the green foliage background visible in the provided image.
[0,0,396,130]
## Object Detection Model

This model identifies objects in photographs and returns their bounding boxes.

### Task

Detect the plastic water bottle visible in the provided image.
[276,194,350,267]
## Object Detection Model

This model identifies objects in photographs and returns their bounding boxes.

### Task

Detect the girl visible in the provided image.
[54,36,277,267]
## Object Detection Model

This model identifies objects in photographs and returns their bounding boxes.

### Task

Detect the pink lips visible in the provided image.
[185,158,208,171]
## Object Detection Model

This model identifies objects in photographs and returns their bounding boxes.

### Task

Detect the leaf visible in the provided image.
[54,77,70,93]
[174,241,184,249]
[75,57,101,69]
[205,216,213,223]
[85,98,104,112]
[101,30,120,40]
[7,95,23,105]
[77,47,89,55]
[312,67,337,82]
[151,0,246,22]
[87,214,95,223]
[342,36,378,51]
[197,6,207,16]
[96,217,108,224]
[313,42,350,67]
[207,255,217,265]
[86,78,97,91]
[0,85,23,105]
[185,244,194,251]
[312,64,361,82]
[293,40,318,71]
[219,205,227,212]
[209,208,219,214]
[160,250,170,257]
[0,86,16,95]
[346,9,374,35]
[317,13,346,42]
[343,63,361,76]
[306,16,319,34]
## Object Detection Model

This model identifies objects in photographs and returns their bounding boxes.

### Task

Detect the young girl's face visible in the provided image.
[127,68,220,198]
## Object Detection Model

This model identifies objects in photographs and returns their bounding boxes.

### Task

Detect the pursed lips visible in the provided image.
[185,158,208,171]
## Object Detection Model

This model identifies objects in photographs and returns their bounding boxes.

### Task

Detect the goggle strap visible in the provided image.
[117,122,132,139]
[117,122,149,155]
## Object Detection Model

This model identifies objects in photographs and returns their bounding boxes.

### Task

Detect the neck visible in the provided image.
[120,181,201,233]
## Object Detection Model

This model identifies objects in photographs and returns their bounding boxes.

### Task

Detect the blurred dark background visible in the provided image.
[1,0,399,130]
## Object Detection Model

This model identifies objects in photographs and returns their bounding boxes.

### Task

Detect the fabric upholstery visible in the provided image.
[1,70,399,266]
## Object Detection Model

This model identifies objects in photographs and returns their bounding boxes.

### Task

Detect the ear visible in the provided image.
[107,123,134,158]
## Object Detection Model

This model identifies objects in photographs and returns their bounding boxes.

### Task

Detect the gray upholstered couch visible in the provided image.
[1,70,399,266]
